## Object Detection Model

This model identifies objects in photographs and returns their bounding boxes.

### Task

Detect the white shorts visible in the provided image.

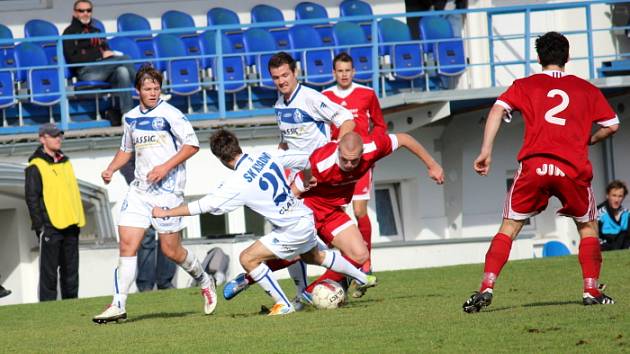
[259,216,319,260]
[118,186,185,234]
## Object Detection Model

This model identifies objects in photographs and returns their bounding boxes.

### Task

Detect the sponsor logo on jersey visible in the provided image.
[134,135,158,145]
[138,120,150,126]
[152,117,166,130]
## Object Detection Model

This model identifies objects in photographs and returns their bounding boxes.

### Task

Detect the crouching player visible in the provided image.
[152,129,376,315]
[224,131,444,306]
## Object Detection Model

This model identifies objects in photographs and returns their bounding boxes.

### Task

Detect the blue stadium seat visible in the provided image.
[161,10,201,57]
[25,19,110,118]
[92,19,106,34]
[542,240,571,257]
[0,71,17,126]
[419,16,465,76]
[153,34,201,113]
[0,24,16,70]
[207,7,245,54]
[339,0,374,41]
[199,30,246,92]
[15,42,61,122]
[332,22,374,82]
[243,28,277,89]
[289,25,334,86]
[250,5,291,52]
[108,37,143,70]
[378,19,424,81]
[117,13,156,64]
[294,2,334,45]
[199,30,247,111]
[24,19,68,78]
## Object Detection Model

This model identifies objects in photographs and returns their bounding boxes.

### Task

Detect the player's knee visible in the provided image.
[239,251,256,271]
[349,248,369,265]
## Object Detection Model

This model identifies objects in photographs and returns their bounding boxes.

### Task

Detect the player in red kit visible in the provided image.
[322,53,387,292]
[293,131,444,298]
[462,32,619,313]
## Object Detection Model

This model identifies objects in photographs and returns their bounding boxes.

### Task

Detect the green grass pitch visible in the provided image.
[1,250,629,353]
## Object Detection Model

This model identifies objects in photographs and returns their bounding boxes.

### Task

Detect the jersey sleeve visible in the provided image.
[120,119,134,152]
[367,133,398,161]
[187,181,244,216]
[369,91,387,135]
[591,89,619,127]
[495,81,523,114]
[168,112,199,147]
[309,92,353,127]
[274,149,311,170]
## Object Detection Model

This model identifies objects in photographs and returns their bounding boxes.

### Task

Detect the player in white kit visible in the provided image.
[153,129,376,316]
[93,65,216,324]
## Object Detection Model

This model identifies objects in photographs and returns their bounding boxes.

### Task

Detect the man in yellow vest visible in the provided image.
[25,123,85,301]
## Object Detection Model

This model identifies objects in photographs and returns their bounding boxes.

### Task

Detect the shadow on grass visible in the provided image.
[127,311,196,322]
[480,300,578,313]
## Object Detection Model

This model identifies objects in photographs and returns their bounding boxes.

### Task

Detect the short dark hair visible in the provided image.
[535,31,569,68]
[333,52,354,69]
[606,180,628,197]
[134,64,162,90]
[210,129,242,163]
[73,0,92,10]
[268,51,296,73]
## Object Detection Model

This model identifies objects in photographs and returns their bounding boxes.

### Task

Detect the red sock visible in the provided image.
[245,259,297,284]
[480,233,513,292]
[357,215,372,272]
[578,237,602,296]
[305,254,362,293]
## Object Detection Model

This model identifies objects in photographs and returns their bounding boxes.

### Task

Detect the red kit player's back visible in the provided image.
[496,72,617,181]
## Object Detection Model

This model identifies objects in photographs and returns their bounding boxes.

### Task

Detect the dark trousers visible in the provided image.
[39,225,79,301]
[136,228,176,291]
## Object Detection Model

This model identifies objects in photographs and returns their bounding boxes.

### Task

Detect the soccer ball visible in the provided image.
[311,280,345,309]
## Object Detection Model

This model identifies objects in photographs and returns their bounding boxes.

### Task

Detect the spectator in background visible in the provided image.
[62,0,136,123]
[25,123,85,301]
[0,275,10,298]
[119,157,176,292]
[598,180,629,251]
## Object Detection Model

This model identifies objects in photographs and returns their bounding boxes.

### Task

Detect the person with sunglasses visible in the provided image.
[62,0,135,125]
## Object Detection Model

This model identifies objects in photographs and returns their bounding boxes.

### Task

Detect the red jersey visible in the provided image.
[323,83,387,140]
[496,71,618,181]
[298,133,398,209]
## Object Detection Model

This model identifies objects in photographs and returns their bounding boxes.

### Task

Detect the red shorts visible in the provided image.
[503,157,596,223]
[352,168,373,201]
[305,200,355,246]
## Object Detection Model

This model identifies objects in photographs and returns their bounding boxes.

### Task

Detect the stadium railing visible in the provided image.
[0,0,629,135]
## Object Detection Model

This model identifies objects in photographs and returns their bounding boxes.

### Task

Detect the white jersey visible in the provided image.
[187,149,312,228]
[274,84,353,154]
[120,100,199,195]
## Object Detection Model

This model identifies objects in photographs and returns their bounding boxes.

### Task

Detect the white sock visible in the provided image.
[249,263,291,306]
[321,250,367,285]
[287,261,307,295]
[178,248,211,288]
[112,256,137,311]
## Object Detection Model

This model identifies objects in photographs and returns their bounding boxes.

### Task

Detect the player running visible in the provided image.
[93,65,216,324]
[462,32,619,313]
[153,129,376,316]
[322,52,387,295]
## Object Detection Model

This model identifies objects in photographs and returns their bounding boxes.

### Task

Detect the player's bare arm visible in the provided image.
[147,144,199,183]
[589,123,619,145]
[474,104,506,176]
[336,119,356,140]
[152,204,191,218]
[101,150,133,184]
[395,133,445,184]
